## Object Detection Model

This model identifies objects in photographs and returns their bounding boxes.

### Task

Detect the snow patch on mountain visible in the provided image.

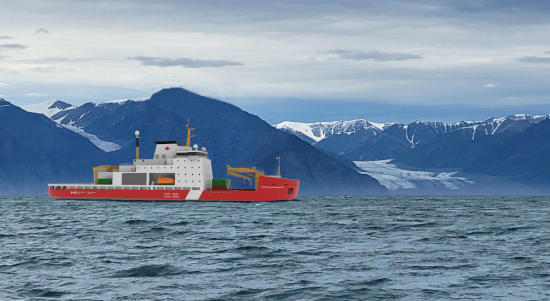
[355,160,474,191]
[276,121,323,142]
[275,119,394,142]
[106,98,147,104]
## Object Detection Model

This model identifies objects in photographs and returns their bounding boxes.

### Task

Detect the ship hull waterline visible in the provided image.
[49,176,299,202]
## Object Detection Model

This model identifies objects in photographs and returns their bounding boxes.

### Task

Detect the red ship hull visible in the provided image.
[48,176,299,202]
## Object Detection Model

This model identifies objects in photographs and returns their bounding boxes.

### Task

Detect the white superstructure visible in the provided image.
[97,141,213,190]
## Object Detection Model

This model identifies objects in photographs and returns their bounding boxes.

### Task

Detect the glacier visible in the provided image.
[61,124,121,152]
[354,160,474,191]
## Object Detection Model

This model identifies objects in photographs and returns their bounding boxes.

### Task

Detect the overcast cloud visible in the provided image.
[518,56,550,64]
[35,28,50,34]
[129,56,244,68]
[0,44,27,49]
[321,50,422,62]
[0,0,549,123]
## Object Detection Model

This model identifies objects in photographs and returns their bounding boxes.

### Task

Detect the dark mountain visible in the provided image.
[277,128,316,144]
[20,89,387,195]
[0,99,106,194]
[50,100,72,111]
[51,100,146,147]
[338,121,453,162]
[126,88,387,195]
[466,119,550,187]
[398,129,507,169]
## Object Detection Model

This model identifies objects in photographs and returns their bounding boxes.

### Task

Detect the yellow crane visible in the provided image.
[186,119,194,147]
[226,165,265,188]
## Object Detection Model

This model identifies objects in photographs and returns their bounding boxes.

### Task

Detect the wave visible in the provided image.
[124,219,153,225]
[111,264,183,278]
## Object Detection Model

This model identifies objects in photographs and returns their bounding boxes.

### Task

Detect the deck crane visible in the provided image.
[226,165,265,188]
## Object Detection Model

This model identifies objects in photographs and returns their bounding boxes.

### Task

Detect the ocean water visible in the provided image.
[1,196,549,300]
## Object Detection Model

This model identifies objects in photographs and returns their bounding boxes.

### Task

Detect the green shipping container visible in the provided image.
[98,179,112,185]
[212,179,227,186]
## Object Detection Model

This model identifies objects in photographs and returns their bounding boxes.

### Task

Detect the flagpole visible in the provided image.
[278,156,281,176]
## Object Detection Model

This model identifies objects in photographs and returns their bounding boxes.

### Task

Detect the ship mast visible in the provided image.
[135,130,140,160]
[186,119,194,147]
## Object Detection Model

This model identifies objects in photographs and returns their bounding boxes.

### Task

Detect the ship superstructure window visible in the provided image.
[176,152,208,158]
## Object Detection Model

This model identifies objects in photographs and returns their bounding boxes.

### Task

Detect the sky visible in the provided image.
[1,0,550,124]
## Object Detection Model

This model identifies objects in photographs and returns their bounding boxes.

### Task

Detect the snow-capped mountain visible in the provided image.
[275,114,550,146]
[275,114,550,177]
[274,114,550,194]
[20,99,73,118]
[20,99,135,152]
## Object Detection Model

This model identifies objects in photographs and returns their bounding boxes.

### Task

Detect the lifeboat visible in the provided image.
[156,177,175,185]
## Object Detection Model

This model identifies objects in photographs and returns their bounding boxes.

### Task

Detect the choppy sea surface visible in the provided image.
[1,196,549,300]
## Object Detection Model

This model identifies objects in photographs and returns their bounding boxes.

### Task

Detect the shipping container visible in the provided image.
[97,179,112,185]
[212,179,227,186]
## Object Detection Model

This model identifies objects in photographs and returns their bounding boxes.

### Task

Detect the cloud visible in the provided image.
[26,93,49,97]
[36,28,50,34]
[128,56,244,68]
[321,50,422,62]
[518,56,550,64]
[0,44,27,49]
[483,84,495,88]
[0,35,13,39]
[22,57,95,63]
[31,67,57,72]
